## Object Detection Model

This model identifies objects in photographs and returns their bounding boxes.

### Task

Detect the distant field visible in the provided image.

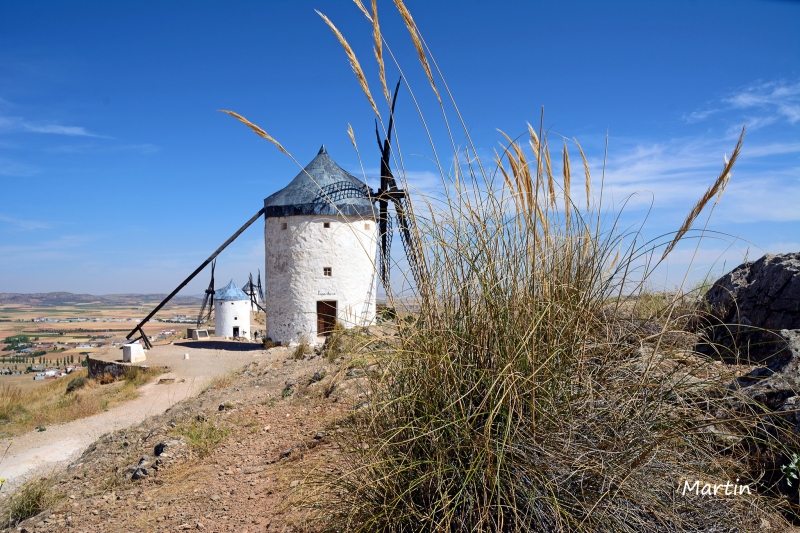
[0,299,205,390]
[0,372,52,393]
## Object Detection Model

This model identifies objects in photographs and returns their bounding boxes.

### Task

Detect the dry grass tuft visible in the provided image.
[292,341,310,360]
[203,371,236,392]
[2,476,63,526]
[174,416,230,458]
[298,2,792,532]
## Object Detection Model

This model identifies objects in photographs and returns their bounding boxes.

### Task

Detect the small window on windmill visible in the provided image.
[323,222,330,228]
[281,222,287,230]
[323,267,332,277]
[365,223,370,230]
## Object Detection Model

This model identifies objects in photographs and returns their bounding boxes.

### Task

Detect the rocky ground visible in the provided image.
[4,345,375,533]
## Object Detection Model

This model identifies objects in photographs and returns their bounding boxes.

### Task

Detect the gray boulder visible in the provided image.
[693,252,800,366]
[732,330,800,405]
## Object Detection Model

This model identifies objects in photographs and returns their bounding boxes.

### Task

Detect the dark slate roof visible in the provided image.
[263,145,375,218]
[215,280,249,301]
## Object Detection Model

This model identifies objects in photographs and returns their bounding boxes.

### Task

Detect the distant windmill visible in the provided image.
[196,259,216,329]
[243,271,265,312]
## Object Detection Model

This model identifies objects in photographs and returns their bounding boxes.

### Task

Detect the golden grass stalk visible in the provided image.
[347,123,357,150]
[499,130,533,212]
[575,138,591,211]
[527,122,541,174]
[392,0,440,103]
[218,110,289,156]
[347,122,368,180]
[562,140,571,226]
[661,125,745,260]
[372,0,390,103]
[352,0,370,20]
[316,10,381,119]
[544,140,555,209]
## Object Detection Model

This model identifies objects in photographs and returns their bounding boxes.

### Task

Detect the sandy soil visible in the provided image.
[0,341,281,495]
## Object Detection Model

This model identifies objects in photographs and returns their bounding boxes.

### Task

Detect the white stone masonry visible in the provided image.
[264,214,377,345]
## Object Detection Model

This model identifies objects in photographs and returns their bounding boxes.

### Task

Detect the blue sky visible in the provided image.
[0,0,798,295]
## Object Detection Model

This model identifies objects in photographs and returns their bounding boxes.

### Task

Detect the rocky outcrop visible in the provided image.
[693,252,800,366]
[731,330,800,410]
[692,254,800,445]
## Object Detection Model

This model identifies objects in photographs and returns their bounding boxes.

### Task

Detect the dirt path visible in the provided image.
[9,346,356,533]
[0,342,283,494]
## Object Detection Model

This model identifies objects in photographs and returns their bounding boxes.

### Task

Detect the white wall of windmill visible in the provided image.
[264,214,378,346]
[213,298,252,340]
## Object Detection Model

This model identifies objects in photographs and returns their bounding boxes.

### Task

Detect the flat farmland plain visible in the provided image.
[0,297,207,391]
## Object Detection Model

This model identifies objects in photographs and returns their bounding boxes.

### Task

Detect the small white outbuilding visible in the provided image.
[264,145,378,346]
[214,280,251,339]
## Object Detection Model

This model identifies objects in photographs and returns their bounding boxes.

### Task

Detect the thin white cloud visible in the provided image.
[0,157,38,177]
[45,143,158,154]
[687,78,800,128]
[0,234,94,263]
[536,133,800,224]
[0,115,107,137]
[725,80,800,123]
[0,214,50,231]
[22,123,101,137]
[684,108,720,123]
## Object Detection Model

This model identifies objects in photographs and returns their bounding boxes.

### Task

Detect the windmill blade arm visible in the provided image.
[126,207,265,340]
[385,77,402,146]
[197,294,209,328]
[391,196,425,290]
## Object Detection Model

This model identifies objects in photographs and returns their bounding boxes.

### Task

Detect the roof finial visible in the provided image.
[318,144,327,155]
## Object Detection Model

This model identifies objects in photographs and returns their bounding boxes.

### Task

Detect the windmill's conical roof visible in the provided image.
[263,145,375,218]
[215,279,249,301]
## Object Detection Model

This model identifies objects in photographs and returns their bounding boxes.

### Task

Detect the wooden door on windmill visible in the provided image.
[316,300,337,335]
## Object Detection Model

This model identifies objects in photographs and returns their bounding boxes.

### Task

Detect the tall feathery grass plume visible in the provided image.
[562,139,572,226]
[316,10,381,120]
[575,137,591,212]
[661,125,744,261]
[393,0,440,104]
[218,110,289,156]
[371,0,390,103]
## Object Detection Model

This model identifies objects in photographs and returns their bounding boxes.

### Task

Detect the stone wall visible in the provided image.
[87,356,168,379]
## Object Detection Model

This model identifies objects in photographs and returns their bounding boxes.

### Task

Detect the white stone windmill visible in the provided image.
[125,84,423,348]
[213,280,251,340]
[262,145,379,345]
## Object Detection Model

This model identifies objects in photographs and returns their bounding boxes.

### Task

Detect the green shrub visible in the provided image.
[65,376,87,394]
